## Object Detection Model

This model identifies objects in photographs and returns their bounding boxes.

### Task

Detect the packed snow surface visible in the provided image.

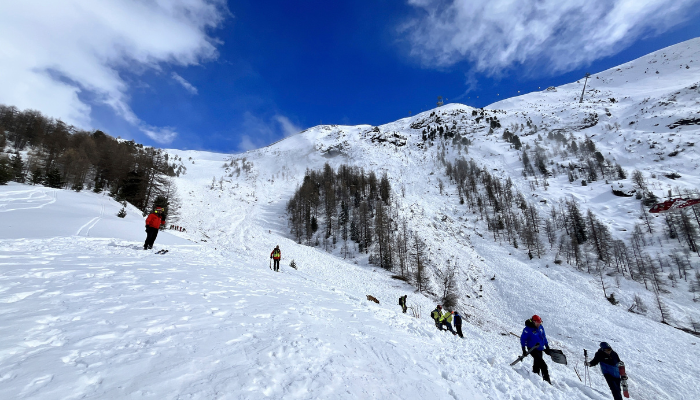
[2,39,700,399]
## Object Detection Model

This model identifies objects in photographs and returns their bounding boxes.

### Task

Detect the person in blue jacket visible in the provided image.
[453,311,464,338]
[520,314,551,383]
[587,342,623,400]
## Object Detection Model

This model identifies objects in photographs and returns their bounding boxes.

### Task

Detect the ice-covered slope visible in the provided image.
[2,38,700,400]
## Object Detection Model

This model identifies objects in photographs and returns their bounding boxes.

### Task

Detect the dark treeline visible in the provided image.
[0,105,184,220]
[287,163,456,306]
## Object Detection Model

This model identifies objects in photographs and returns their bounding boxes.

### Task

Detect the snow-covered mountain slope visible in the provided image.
[487,37,700,179]
[2,38,700,400]
[0,182,603,400]
[0,184,190,244]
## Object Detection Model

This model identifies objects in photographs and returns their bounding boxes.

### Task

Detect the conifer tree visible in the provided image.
[0,155,11,185]
[45,167,63,188]
[10,152,24,183]
[30,167,43,185]
[412,235,429,292]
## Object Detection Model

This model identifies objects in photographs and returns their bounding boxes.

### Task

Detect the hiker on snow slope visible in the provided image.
[453,311,464,338]
[398,295,407,314]
[586,342,624,400]
[270,245,281,272]
[144,207,163,250]
[431,305,443,330]
[440,311,457,335]
[520,314,551,384]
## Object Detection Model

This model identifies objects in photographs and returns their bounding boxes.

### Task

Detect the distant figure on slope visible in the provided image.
[431,305,443,330]
[144,207,163,250]
[270,245,281,272]
[453,311,464,338]
[520,314,551,384]
[586,342,624,400]
[398,295,408,313]
[440,311,457,335]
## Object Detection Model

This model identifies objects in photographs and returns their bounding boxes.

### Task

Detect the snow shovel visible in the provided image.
[510,343,539,366]
[546,349,567,365]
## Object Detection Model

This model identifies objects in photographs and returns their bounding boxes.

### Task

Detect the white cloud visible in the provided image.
[172,73,199,95]
[402,0,700,75]
[141,125,178,144]
[238,135,258,152]
[237,112,301,152]
[0,0,227,144]
[274,115,301,137]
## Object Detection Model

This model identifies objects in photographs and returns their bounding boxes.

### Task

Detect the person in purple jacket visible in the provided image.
[520,314,551,384]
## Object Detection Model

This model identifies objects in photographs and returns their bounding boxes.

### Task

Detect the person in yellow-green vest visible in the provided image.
[440,311,457,335]
[430,305,443,330]
[270,245,281,272]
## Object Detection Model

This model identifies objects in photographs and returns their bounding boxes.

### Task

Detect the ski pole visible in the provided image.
[269,259,272,270]
[584,349,590,387]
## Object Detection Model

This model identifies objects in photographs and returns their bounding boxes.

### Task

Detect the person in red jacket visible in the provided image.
[144,207,163,250]
[270,245,281,271]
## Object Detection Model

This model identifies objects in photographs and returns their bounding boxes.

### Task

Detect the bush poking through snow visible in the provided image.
[117,204,127,218]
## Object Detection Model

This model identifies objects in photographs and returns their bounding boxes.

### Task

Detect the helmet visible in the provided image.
[531,315,542,323]
[600,342,611,350]
[437,305,442,309]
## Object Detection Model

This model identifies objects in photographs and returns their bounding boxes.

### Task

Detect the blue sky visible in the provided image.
[2,0,700,153]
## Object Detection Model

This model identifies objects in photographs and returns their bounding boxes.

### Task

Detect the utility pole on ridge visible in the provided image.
[579,73,591,103]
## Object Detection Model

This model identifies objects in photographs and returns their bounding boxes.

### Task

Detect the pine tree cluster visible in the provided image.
[287,163,432,292]
[0,104,182,217]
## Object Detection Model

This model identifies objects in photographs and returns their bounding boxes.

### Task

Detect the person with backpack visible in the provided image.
[144,207,163,250]
[586,342,624,400]
[398,295,408,313]
[520,314,551,384]
[431,305,444,330]
[270,245,281,271]
[453,311,464,338]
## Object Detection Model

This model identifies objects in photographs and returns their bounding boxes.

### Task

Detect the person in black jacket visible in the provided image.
[453,311,464,338]
[398,295,407,313]
[586,342,623,400]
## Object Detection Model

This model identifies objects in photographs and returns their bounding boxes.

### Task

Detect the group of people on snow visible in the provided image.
[142,209,626,400]
[519,314,626,400]
[426,305,625,399]
[430,304,464,338]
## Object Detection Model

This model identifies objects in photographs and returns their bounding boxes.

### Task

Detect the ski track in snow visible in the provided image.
[3,39,700,399]
[0,188,56,212]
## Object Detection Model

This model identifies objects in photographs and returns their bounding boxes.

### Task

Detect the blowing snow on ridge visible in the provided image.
[2,38,700,400]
